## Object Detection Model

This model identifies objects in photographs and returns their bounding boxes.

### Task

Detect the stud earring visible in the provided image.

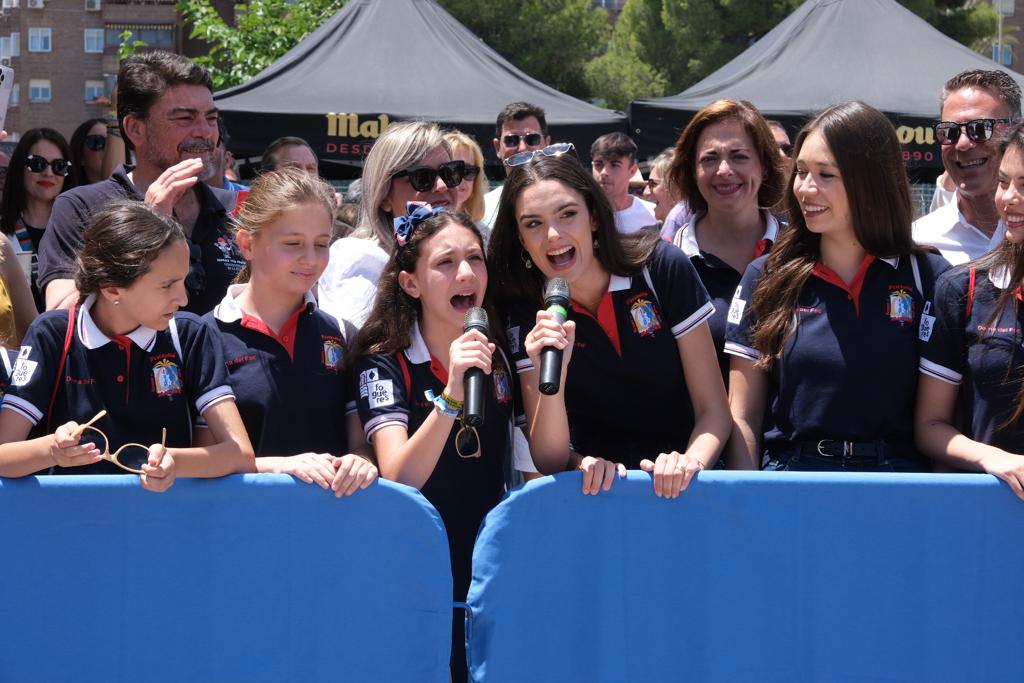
[113,300,120,306]
[521,249,533,270]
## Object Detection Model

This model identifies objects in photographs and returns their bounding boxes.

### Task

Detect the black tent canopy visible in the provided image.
[629,0,1024,170]
[215,0,626,176]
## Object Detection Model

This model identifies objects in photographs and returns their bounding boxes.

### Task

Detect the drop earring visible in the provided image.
[593,235,599,250]
[521,249,533,269]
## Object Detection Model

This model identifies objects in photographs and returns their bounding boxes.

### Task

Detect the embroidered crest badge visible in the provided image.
[322,339,343,370]
[152,359,183,397]
[629,297,662,336]
[888,289,914,323]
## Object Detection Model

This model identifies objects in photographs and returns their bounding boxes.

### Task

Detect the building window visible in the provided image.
[10,83,19,107]
[28,78,50,102]
[84,80,103,102]
[105,26,173,50]
[11,32,20,58]
[28,28,51,53]
[84,29,103,54]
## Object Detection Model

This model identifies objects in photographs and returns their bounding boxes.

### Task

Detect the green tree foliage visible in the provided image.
[437,0,611,98]
[177,0,346,90]
[901,0,1001,53]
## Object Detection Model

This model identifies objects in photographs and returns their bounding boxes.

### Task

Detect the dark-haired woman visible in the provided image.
[489,153,730,496]
[916,121,1024,498]
[69,118,107,186]
[725,101,950,472]
[203,168,376,496]
[669,99,786,387]
[349,205,527,682]
[0,201,255,491]
[1,128,75,310]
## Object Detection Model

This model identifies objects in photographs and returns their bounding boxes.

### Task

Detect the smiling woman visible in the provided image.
[724,101,951,473]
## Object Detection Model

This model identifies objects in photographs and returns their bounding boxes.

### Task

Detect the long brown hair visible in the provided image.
[972,121,1024,427]
[486,154,661,315]
[348,209,493,364]
[749,101,919,369]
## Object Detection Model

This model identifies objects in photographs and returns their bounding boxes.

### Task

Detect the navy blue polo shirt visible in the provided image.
[919,266,1024,450]
[507,240,714,469]
[672,210,781,384]
[37,164,245,315]
[0,346,16,398]
[354,322,520,600]
[2,295,234,475]
[203,286,355,457]
[725,251,950,452]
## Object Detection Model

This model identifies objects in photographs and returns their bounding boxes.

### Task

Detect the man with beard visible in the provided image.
[37,51,244,313]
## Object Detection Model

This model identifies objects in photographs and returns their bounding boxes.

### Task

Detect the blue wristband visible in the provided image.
[424,389,460,418]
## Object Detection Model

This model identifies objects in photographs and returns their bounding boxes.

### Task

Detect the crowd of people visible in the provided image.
[1,50,1023,679]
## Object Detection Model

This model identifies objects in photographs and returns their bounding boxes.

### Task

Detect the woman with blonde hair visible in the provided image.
[443,131,487,223]
[318,121,465,337]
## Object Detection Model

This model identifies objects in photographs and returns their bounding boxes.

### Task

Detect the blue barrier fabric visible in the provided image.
[466,471,1024,683]
[0,475,453,683]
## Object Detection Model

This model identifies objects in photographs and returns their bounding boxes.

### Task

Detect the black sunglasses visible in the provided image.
[779,143,794,158]
[84,134,107,151]
[462,164,480,182]
[393,160,465,192]
[502,132,544,149]
[934,118,1012,146]
[455,419,481,459]
[25,154,71,177]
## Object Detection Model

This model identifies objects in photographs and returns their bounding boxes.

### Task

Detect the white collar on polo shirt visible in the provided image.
[212,284,318,323]
[77,293,158,351]
[674,210,781,258]
[989,265,1014,290]
[405,321,431,364]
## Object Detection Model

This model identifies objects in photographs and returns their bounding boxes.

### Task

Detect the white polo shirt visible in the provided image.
[614,196,657,234]
[912,199,1004,266]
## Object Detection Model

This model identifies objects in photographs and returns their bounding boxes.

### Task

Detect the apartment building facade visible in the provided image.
[0,0,230,143]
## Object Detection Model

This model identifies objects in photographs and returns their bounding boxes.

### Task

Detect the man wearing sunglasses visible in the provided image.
[482,102,551,227]
[912,69,1022,265]
[38,51,244,313]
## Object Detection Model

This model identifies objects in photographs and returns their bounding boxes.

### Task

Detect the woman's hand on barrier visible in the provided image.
[578,456,626,495]
[445,329,494,401]
[640,451,703,499]
[140,445,175,493]
[49,421,103,469]
[980,451,1024,501]
[525,311,576,374]
[331,454,378,498]
[144,158,203,216]
[272,453,339,489]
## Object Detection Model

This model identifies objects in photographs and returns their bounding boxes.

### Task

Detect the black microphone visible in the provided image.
[539,278,570,395]
[462,307,489,428]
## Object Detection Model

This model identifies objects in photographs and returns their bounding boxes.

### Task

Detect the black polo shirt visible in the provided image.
[2,295,234,474]
[37,164,244,315]
[672,210,781,384]
[507,240,714,469]
[725,251,950,452]
[203,286,355,457]
[919,266,1024,450]
[354,322,519,599]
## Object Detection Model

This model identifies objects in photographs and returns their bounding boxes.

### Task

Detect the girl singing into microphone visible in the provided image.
[488,151,731,497]
[348,205,527,683]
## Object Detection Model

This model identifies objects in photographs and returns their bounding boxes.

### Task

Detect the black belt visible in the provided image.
[793,439,891,464]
